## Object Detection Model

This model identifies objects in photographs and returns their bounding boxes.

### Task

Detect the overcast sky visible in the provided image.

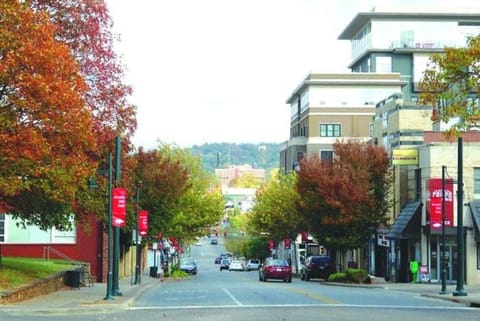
[105,0,479,149]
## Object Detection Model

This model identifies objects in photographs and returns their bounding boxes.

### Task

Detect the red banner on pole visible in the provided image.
[138,210,149,236]
[428,178,454,229]
[112,188,127,227]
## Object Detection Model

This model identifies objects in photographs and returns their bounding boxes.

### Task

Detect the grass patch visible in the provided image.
[0,257,75,291]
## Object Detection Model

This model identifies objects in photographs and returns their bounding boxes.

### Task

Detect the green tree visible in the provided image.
[229,173,263,188]
[296,141,391,251]
[420,34,480,137]
[248,172,302,242]
[156,143,224,243]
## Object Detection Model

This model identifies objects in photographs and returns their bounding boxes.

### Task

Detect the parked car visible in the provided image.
[258,258,292,282]
[246,259,261,271]
[228,260,246,271]
[180,258,198,275]
[210,238,218,245]
[300,256,335,281]
[220,258,230,271]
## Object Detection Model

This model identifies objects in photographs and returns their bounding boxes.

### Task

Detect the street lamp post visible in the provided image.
[440,165,447,294]
[453,137,467,296]
[105,152,114,300]
[133,185,141,285]
[112,137,122,297]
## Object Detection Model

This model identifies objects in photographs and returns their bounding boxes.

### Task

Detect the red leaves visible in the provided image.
[297,140,390,248]
[0,1,97,204]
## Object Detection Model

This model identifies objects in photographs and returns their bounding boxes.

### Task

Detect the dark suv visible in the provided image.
[300,256,335,281]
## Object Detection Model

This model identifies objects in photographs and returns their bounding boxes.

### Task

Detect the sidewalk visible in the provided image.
[1,275,480,315]
[325,280,480,307]
[0,271,162,314]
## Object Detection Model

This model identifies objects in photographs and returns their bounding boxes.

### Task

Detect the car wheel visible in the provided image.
[288,277,292,283]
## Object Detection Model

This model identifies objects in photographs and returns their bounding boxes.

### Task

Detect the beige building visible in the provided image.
[280,72,406,173]
[214,164,265,188]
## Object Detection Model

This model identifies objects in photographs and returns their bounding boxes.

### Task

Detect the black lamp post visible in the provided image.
[105,152,114,300]
[453,137,467,296]
[133,185,141,285]
[112,137,122,297]
[440,165,447,294]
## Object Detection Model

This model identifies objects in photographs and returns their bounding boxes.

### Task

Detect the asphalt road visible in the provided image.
[2,237,479,321]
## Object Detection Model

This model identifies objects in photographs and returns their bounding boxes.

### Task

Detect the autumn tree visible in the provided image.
[130,144,224,244]
[161,144,224,243]
[420,34,480,137]
[0,0,137,230]
[248,172,302,242]
[0,1,98,229]
[296,141,391,251]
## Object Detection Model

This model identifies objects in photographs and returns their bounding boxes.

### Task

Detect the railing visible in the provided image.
[43,246,83,267]
[43,246,96,287]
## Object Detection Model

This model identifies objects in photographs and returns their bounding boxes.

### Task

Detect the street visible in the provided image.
[2,237,479,321]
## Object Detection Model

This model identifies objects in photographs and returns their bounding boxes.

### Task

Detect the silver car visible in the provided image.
[228,260,246,271]
[246,259,261,271]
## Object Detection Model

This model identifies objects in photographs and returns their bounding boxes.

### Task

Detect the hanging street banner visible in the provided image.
[112,188,127,227]
[139,210,149,236]
[427,178,454,229]
[392,149,419,166]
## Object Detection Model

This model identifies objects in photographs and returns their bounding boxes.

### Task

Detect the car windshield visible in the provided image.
[268,259,288,266]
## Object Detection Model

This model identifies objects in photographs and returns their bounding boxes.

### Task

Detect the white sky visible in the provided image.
[105,0,479,149]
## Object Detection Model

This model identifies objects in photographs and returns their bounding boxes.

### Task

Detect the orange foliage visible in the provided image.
[0,1,97,211]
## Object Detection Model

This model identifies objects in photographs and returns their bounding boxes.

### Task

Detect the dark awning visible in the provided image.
[469,200,480,242]
[387,201,422,240]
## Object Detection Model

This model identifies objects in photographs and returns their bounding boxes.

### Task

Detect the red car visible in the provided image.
[258,258,292,283]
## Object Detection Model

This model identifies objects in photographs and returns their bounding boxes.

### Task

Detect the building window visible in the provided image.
[320,124,341,137]
[0,213,4,242]
[320,150,334,161]
[474,167,480,199]
[477,243,480,269]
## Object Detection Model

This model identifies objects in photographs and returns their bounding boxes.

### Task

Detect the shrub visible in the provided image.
[327,272,347,282]
[327,268,369,283]
[171,270,188,278]
[345,268,369,283]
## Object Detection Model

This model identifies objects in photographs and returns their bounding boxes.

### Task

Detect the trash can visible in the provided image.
[150,266,158,278]
[66,270,81,288]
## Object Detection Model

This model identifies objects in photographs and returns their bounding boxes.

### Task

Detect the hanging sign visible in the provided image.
[428,178,454,229]
[112,188,127,227]
[138,210,149,236]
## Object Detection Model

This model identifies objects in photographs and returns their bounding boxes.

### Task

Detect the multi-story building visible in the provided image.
[280,72,406,174]
[338,6,480,103]
[339,6,480,283]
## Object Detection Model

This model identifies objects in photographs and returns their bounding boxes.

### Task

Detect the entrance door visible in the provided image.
[439,244,457,283]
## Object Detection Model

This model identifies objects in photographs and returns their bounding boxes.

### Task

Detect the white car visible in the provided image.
[228,260,245,271]
[246,259,261,271]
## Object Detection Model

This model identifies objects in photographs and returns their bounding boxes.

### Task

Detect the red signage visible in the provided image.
[268,240,274,250]
[138,210,149,236]
[428,178,454,229]
[112,188,127,227]
[284,239,291,249]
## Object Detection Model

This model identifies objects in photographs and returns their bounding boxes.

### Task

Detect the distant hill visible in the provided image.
[189,142,282,174]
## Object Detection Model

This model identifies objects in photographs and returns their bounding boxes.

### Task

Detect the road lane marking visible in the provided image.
[223,288,243,306]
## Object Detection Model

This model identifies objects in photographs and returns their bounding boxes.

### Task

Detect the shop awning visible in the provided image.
[387,201,422,240]
[469,200,480,241]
